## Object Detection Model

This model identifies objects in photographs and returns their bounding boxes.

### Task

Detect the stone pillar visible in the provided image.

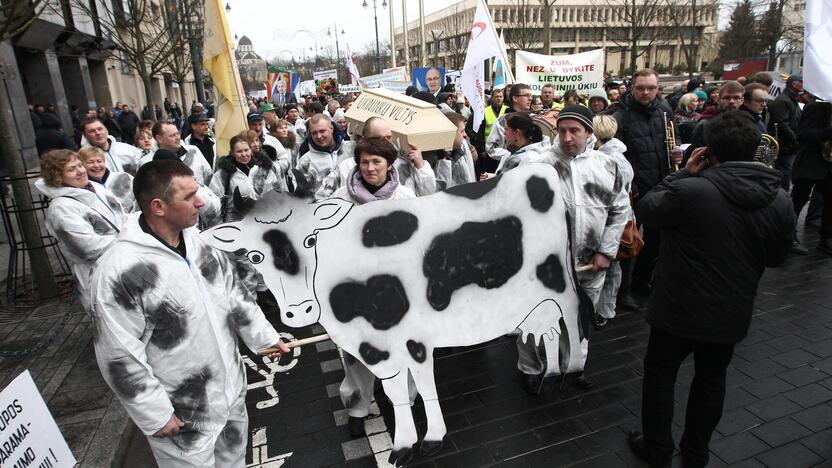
[88,59,112,110]
[60,55,96,112]
[17,48,74,134]
[0,42,40,169]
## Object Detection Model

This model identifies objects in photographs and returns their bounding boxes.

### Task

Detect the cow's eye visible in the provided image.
[247,250,264,264]
[303,234,317,248]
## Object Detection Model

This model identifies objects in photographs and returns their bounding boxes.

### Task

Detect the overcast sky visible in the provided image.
[227,0,734,64]
[226,0,460,63]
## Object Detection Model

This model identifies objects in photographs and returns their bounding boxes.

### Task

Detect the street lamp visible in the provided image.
[363,0,387,74]
[225,3,231,12]
[328,25,346,82]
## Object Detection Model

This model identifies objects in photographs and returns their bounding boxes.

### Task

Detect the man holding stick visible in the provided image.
[90,160,290,467]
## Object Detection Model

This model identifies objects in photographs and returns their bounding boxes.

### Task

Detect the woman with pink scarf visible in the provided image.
[332,137,416,203]
[330,136,418,438]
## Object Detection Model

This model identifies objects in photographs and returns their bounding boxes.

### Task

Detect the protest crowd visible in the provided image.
[26,11,829,468]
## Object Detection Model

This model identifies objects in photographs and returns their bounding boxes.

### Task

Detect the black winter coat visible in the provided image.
[794,101,832,181]
[635,163,794,343]
[767,90,801,155]
[613,93,675,198]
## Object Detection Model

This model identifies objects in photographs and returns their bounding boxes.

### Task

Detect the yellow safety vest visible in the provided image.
[484,104,508,140]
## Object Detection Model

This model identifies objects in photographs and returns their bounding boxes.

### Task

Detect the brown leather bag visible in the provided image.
[616,218,645,260]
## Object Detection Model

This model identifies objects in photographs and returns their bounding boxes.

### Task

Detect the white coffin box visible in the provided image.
[344,88,457,151]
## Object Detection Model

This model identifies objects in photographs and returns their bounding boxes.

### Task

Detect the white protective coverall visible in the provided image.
[260,132,292,178]
[495,140,551,175]
[96,170,136,212]
[140,145,214,187]
[35,179,126,309]
[82,135,143,175]
[516,134,630,375]
[316,148,436,200]
[90,214,280,467]
[296,140,356,198]
[434,140,477,190]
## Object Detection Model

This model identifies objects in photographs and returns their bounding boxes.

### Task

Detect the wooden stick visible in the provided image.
[258,334,330,356]
[575,264,594,272]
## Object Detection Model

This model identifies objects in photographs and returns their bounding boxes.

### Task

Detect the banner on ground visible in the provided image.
[804,0,832,101]
[0,371,76,468]
[515,49,605,95]
[359,68,409,89]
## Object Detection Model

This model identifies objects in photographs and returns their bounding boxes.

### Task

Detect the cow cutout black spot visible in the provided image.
[149,301,187,350]
[407,340,427,363]
[423,216,523,311]
[108,360,147,400]
[526,176,555,213]
[330,275,409,330]
[536,254,567,292]
[263,229,299,275]
[444,173,502,199]
[362,211,419,247]
[170,367,212,448]
[359,342,390,365]
[112,263,159,309]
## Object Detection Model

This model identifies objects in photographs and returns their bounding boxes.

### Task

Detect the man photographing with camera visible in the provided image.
[627,111,794,467]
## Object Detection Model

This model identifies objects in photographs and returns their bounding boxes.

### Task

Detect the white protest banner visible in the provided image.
[338,84,362,94]
[359,68,409,89]
[298,80,316,96]
[515,49,605,95]
[378,80,411,93]
[768,79,786,100]
[312,69,338,81]
[0,371,75,468]
[804,0,832,101]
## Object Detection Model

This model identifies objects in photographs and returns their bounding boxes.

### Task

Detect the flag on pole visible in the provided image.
[497,29,515,85]
[202,0,248,158]
[461,0,503,132]
[344,41,361,85]
[804,0,832,101]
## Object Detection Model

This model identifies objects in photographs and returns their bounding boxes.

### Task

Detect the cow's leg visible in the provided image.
[408,357,446,457]
[381,371,417,467]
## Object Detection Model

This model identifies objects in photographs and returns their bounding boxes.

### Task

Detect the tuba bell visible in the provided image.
[754,134,779,167]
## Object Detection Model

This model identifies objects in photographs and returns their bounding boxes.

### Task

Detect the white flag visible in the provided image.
[804,0,832,100]
[344,41,361,86]
[498,29,515,85]
[461,0,503,132]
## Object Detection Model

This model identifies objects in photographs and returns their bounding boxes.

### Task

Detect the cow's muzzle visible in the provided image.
[282,299,320,327]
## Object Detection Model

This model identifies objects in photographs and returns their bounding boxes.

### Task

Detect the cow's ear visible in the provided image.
[312,197,353,231]
[200,221,246,252]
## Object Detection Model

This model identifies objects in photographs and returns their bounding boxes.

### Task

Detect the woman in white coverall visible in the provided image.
[36,149,127,309]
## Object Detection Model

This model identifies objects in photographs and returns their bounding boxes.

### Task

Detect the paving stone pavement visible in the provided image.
[2,228,831,468]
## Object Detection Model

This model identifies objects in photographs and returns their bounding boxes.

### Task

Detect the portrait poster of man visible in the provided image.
[412,67,445,95]
[267,65,300,106]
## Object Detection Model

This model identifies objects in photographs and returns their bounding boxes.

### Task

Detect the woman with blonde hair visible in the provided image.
[35,149,126,309]
[675,93,701,123]
[593,114,636,328]
[78,146,135,211]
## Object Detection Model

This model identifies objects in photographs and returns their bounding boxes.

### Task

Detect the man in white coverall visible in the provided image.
[90,160,290,467]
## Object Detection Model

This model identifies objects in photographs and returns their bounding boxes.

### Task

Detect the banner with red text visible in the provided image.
[515,49,605,96]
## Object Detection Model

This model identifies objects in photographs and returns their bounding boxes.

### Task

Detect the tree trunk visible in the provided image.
[0,91,58,301]
[179,79,188,113]
[143,75,156,121]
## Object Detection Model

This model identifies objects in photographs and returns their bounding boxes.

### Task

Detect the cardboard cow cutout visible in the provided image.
[201,164,593,465]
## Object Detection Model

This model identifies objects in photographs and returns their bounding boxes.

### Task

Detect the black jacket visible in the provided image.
[635,163,794,343]
[613,93,675,198]
[794,101,832,181]
[768,89,801,155]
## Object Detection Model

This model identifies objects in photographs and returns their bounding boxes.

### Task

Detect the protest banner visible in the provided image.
[515,49,605,95]
[359,68,409,89]
[345,88,456,151]
[298,80,316,97]
[338,84,362,94]
[313,69,338,95]
[0,371,75,468]
[378,80,411,93]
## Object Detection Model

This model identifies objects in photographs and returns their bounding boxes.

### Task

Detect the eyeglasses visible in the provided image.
[720,95,743,101]
[517,93,532,98]
[751,98,767,104]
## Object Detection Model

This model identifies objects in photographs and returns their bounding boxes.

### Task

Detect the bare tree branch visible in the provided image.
[0,0,51,42]
[600,0,664,74]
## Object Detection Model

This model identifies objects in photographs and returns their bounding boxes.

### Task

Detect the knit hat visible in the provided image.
[687,78,705,92]
[557,105,594,132]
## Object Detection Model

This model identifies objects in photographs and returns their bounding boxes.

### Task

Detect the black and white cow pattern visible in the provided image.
[202,163,592,466]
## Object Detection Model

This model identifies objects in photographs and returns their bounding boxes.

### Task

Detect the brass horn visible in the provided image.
[754,134,779,167]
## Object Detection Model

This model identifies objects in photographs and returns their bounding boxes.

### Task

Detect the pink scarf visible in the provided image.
[346,165,400,204]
